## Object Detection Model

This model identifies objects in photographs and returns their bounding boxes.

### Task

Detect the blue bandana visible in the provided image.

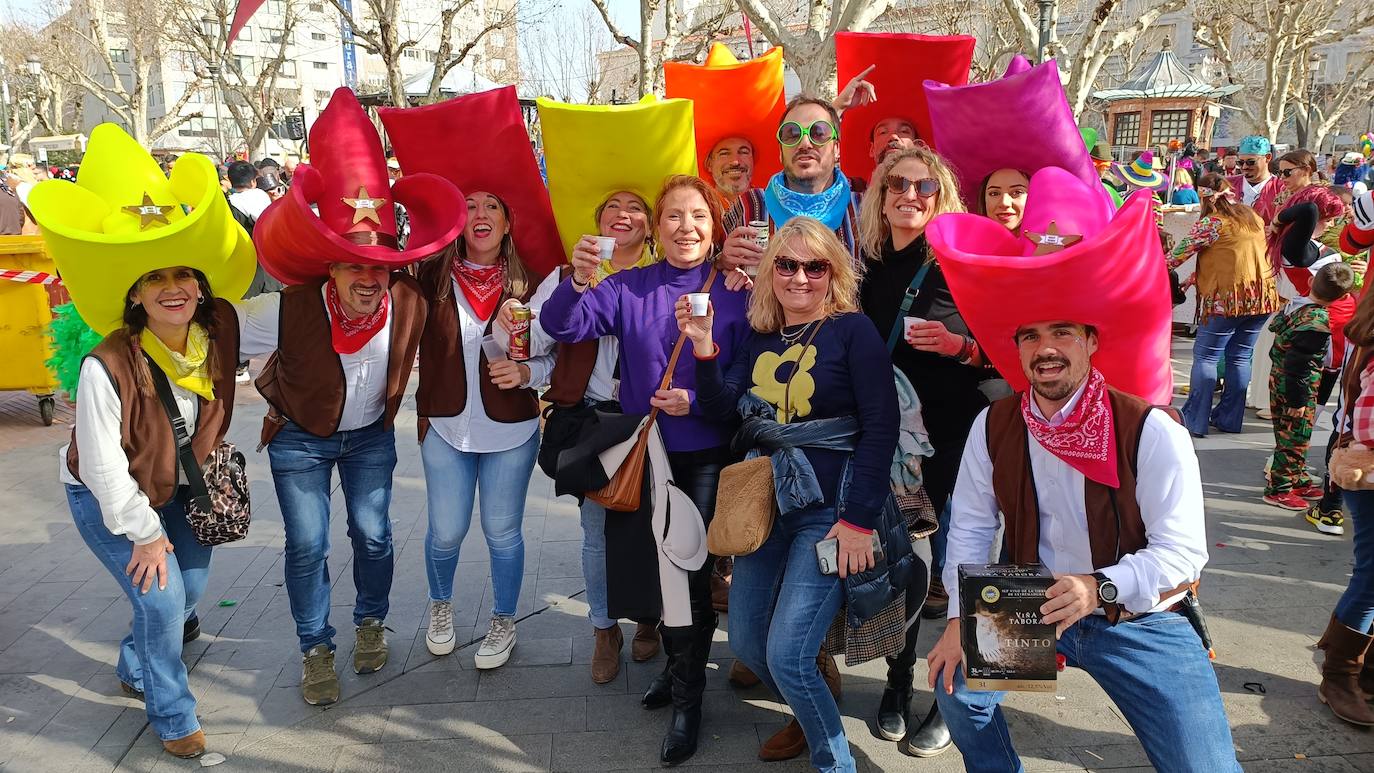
[763,170,853,231]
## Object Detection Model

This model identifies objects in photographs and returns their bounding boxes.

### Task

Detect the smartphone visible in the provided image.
[815,533,885,576]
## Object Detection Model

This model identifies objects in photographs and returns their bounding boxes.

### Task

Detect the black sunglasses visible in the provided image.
[1238,158,1262,167]
[885,175,940,197]
[1278,167,1303,178]
[777,120,838,147]
[774,257,831,279]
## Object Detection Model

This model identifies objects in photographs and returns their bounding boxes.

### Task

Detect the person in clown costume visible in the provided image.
[238,88,466,706]
[34,125,255,759]
[924,169,1240,772]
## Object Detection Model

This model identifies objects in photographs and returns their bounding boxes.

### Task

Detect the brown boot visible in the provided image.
[591,626,624,684]
[711,556,732,613]
[162,729,205,758]
[758,718,807,761]
[631,622,660,662]
[818,649,842,700]
[728,659,761,688]
[1317,615,1374,725]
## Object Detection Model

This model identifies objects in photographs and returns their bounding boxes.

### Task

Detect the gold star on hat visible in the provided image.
[1022,221,1084,256]
[121,192,173,230]
[342,186,386,225]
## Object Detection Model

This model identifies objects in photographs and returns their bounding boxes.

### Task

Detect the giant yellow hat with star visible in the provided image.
[27,124,256,335]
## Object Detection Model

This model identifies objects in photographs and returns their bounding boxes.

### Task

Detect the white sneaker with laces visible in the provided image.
[474,615,516,670]
[426,600,456,655]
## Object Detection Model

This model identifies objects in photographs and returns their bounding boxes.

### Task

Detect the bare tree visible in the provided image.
[417,0,519,104]
[731,0,890,97]
[0,24,85,149]
[521,4,613,102]
[1193,0,1374,142]
[1293,51,1374,152]
[48,0,207,145]
[589,0,734,97]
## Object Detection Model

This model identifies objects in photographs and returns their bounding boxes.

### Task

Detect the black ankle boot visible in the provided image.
[878,615,920,742]
[901,702,952,758]
[642,661,672,709]
[183,614,200,644]
[660,624,709,766]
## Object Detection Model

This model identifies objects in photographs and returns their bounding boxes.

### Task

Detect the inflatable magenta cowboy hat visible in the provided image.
[924,55,1108,208]
[926,167,1173,404]
[253,87,467,285]
[379,85,564,278]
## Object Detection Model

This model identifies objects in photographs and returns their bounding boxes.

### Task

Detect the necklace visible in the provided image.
[780,319,817,347]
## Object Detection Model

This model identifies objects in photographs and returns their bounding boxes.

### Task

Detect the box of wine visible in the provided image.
[958,563,1057,692]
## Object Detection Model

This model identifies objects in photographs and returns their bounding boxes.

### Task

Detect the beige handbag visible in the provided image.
[1329,347,1374,491]
[707,320,824,557]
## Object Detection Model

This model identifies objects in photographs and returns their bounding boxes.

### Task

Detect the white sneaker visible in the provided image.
[425,600,456,656]
[473,615,516,670]
[235,366,251,384]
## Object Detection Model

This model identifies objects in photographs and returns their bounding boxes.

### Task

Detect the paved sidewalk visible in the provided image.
[2,340,1373,772]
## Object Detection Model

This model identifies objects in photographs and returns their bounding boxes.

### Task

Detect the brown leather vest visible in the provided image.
[255,274,426,440]
[66,300,241,507]
[542,266,601,407]
[985,387,1191,618]
[413,254,540,440]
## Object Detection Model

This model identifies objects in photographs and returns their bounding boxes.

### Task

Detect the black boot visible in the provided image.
[901,702,952,758]
[183,614,201,644]
[642,660,673,710]
[877,617,920,741]
[660,616,714,766]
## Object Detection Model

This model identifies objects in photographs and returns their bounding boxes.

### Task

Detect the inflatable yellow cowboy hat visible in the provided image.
[664,44,786,188]
[537,95,697,260]
[27,124,255,336]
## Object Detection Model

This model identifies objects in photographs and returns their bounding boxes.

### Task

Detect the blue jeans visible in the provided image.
[930,499,952,579]
[934,612,1239,773]
[729,506,852,773]
[420,430,538,615]
[66,484,212,741]
[579,499,615,629]
[1337,489,1374,631]
[1182,313,1269,436]
[268,419,397,652]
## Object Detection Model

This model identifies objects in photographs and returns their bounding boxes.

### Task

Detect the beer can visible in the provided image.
[509,304,532,362]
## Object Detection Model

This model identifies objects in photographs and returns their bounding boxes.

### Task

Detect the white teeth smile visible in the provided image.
[159,299,187,309]
[897,205,921,213]
[611,224,631,232]
[473,225,492,236]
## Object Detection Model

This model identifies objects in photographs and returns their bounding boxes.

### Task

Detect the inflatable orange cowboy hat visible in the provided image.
[253,87,467,286]
[927,168,1172,404]
[664,44,786,191]
[835,32,975,187]
[379,85,564,278]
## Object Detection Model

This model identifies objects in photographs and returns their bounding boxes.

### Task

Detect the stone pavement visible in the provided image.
[2,340,1374,772]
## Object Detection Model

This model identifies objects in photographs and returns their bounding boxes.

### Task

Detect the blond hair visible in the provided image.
[858,146,965,260]
[747,216,861,334]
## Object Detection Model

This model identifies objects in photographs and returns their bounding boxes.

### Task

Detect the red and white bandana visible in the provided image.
[452,258,506,321]
[325,280,390,355]
[1020,368,1120,488]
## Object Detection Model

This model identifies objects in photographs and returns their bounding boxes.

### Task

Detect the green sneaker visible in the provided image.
[301,645,339,706]
[354,618,389,674]
[1305,504,1346,536]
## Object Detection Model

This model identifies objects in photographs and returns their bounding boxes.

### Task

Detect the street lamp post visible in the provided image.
[1037,0,1055,64]
[202,15,225,162]
[0,56,10,150]
[1306,54,1320,151]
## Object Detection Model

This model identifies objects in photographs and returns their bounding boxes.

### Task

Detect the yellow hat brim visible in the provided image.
[29,124,255,336]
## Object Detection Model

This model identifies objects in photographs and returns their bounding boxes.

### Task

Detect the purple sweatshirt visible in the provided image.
[540,259,751,452]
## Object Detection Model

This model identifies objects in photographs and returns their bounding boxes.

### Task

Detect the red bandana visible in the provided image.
[325,280,390,355]
[452,258,506,321]
[1020,368,1120,488]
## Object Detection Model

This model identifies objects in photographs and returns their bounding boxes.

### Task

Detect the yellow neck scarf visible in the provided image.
[141,324,214,401]
[595,249,658,283]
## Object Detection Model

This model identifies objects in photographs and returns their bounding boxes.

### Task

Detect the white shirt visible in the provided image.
[236,288,391,432]
[57,357,196,544]
[528,270,619,402]
[943,381,1209,618]
[1241,175,1269,207]
[427,277,552,453]
[228,187,272,220]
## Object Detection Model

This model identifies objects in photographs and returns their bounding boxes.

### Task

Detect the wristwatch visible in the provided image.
[1092,572,1119,606]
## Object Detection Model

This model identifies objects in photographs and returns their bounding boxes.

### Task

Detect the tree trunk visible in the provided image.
[637,0,653,98]
[789,43,837,99]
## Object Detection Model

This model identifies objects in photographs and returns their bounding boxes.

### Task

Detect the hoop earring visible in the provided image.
[198,296,206,304]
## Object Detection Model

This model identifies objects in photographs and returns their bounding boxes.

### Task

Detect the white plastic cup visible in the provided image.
[904,316,927,339]
[687,292,711,318]
[746,221,769,277]
[594,236,617,261]
[480,333,507,361]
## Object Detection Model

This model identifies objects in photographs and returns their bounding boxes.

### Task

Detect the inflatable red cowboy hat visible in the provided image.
[926,167,1173,404]
[835,32,975,187]
[925,56,1108,210]
[253,87,467,285]
[664,44,786,186]
[378,86,564,278]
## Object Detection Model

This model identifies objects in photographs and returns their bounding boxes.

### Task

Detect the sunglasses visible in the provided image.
[774,257,831,279]
[1238,158,1262,167]
[884,175,940,197]
[1278,167,1303,178]
[777,120,838,147]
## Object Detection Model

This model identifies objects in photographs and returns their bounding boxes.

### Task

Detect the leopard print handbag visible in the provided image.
[144,356,252,546]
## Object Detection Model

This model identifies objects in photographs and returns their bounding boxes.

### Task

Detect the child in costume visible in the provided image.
[31,125,255,760]
[1265,262,1357,511]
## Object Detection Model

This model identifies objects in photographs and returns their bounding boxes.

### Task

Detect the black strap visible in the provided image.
[886,261,933,354]
[143,354,212,509]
